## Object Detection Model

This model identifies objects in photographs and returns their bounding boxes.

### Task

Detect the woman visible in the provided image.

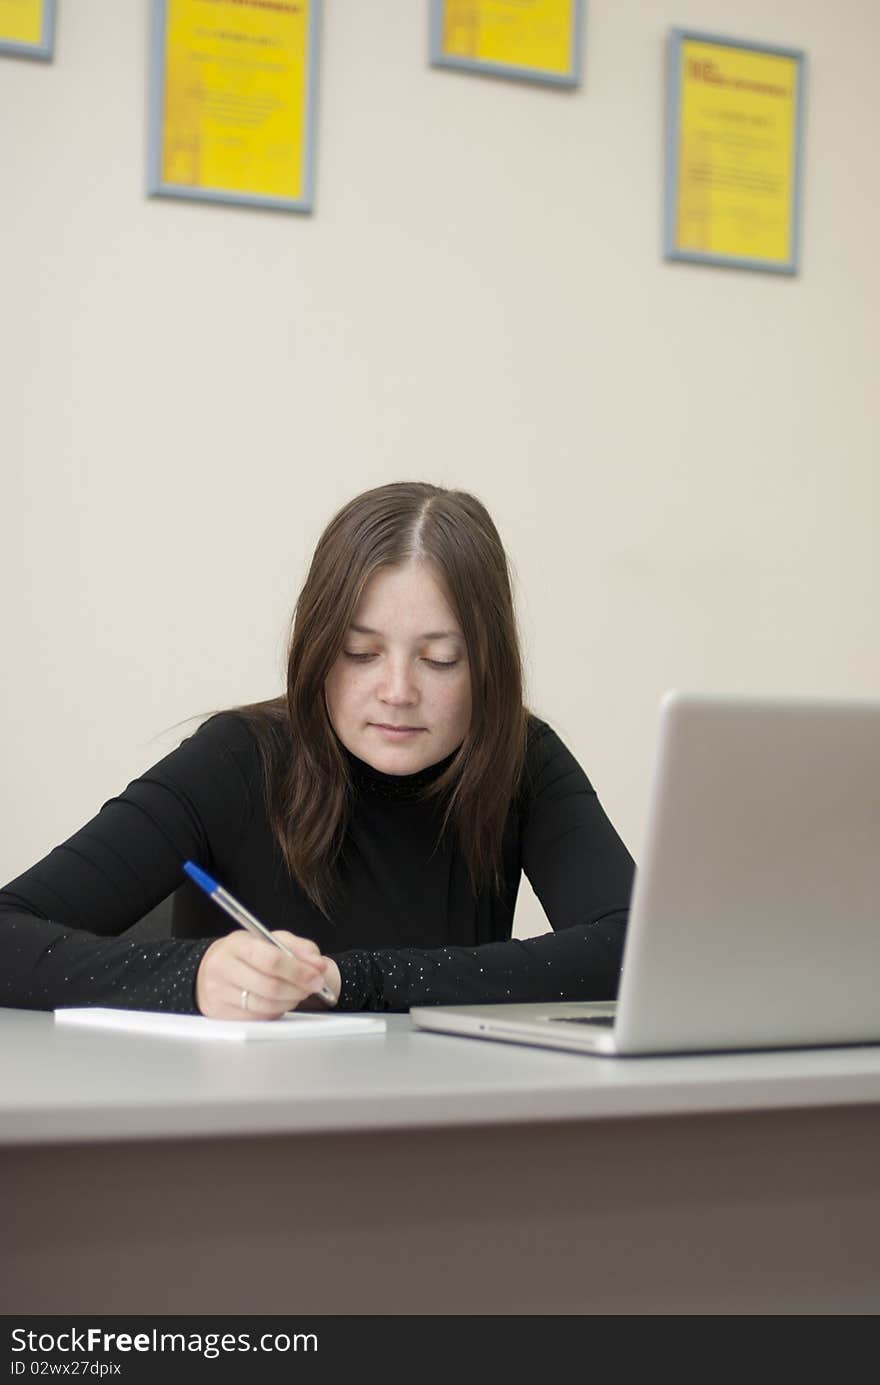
[0,482,634,1017]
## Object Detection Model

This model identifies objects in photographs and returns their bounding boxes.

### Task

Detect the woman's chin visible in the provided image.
[366,746,429,775]
[356,728,434,775]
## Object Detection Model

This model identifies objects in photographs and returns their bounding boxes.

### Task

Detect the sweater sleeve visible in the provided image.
[331,719,636,1012]
[0,714,257,1013]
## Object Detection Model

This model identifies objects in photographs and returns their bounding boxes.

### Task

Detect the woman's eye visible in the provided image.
[342,652,458,669]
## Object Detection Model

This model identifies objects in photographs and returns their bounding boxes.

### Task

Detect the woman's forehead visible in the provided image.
[354,562,461,631]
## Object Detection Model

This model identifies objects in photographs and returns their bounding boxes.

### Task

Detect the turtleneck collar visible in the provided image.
[343,743,460,801]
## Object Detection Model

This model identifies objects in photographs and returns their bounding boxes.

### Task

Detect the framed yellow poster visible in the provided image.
[665,30,806,274]
[430,0,583,88]
[147,0,320,213]
[0,0,55,60]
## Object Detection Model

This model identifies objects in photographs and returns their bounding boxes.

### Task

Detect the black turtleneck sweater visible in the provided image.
[0,712,635,1013]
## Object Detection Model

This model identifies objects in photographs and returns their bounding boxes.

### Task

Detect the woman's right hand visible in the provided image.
[195,929,332,1020]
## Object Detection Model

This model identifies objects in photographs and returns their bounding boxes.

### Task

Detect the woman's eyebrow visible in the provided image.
[349,623,463,640]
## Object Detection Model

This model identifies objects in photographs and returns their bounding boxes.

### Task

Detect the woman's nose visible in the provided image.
[378,660,418,703]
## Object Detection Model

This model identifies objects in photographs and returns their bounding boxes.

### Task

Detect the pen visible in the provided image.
[182,861,337,1005]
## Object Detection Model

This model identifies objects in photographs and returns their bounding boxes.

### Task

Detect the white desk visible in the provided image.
[3,1009,880,1313]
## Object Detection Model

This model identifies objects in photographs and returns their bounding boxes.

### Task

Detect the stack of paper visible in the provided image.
[54,1007,386,1042]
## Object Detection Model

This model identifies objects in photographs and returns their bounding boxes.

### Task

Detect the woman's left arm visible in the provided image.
[516,718,635,983]
[329,721,635,1012]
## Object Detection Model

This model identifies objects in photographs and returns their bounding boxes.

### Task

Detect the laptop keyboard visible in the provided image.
[546,1016,615,1028]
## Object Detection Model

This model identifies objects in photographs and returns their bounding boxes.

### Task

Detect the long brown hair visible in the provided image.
[230,482,528,917]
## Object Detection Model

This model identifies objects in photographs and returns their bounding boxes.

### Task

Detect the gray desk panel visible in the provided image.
[4,1107,880,1313]
[4,1011,880,1312]
[4,1010,880,1146]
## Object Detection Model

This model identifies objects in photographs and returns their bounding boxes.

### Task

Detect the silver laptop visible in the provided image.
[411,692,880,1056]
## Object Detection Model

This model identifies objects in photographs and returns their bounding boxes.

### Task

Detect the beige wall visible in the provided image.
[1,1,877,939]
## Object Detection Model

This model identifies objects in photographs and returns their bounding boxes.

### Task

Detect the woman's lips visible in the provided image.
[370,723,425,739]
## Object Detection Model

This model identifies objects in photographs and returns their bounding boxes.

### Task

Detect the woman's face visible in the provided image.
[324,561,472,775]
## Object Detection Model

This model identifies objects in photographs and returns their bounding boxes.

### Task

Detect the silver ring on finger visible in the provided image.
[241,988,249,1013]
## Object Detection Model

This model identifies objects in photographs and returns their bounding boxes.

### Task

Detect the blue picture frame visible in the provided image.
[664,28,807,275]
[429,0,584,89]
[0,0,56,61]
[146,0,321,214]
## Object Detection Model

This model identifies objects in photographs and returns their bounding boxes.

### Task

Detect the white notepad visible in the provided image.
[54,1007,386,1042]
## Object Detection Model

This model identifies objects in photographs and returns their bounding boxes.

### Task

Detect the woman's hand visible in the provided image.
[195,930,337,1020]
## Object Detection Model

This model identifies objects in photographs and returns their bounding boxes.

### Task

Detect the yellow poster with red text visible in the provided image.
[160,0,310,202]
[440,0,575,80]
[0,0,44,45]
[675,39,799,264]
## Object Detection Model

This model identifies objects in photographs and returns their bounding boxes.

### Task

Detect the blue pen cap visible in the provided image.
[183,860,219,895]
